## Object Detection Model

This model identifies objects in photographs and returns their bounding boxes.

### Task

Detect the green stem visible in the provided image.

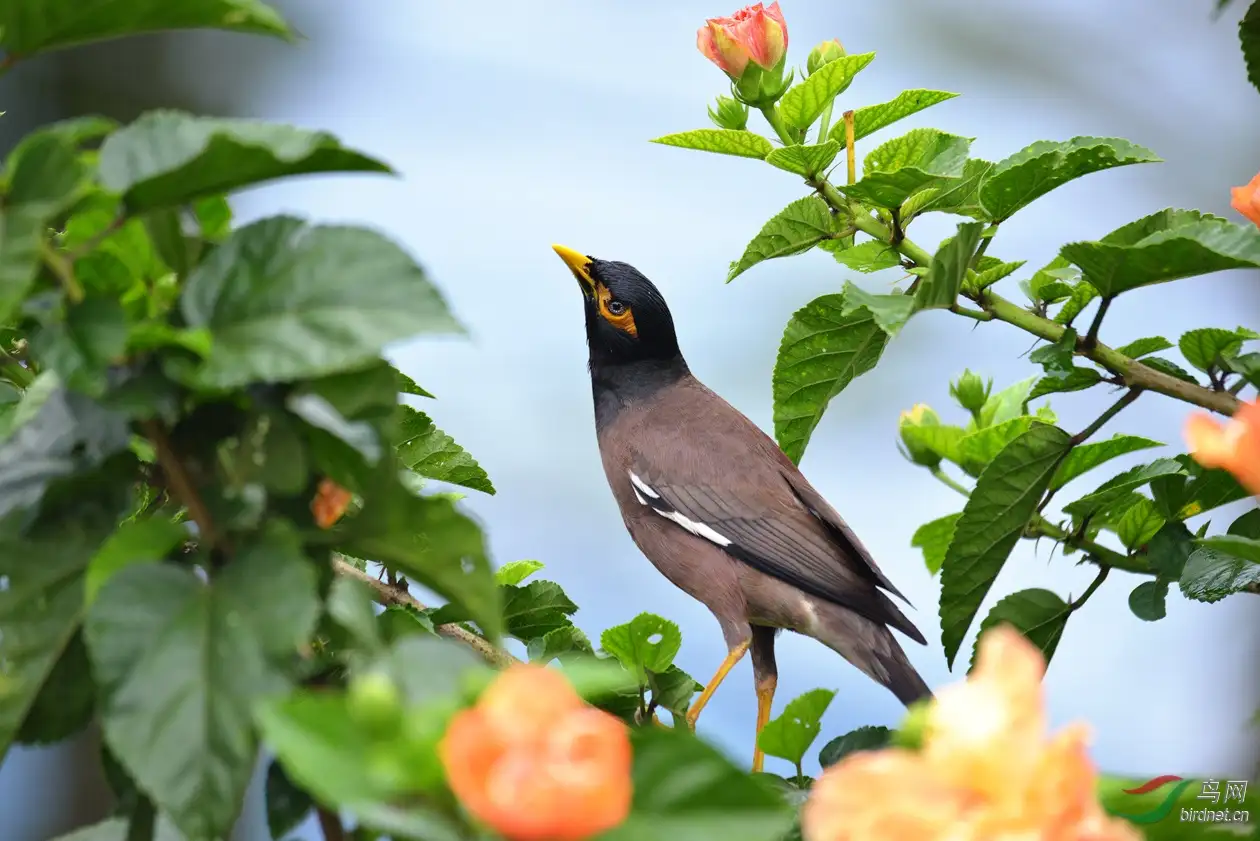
[1,361,33,389]
[930,466,972,498]
[1070,388,1141,446]
[970,226,996,268]
[759,105,796,146]
[817,101,834,145]
[950,304,994,322]
[1082,296,1112,349]
[1068,566,1109,611]
[1028,515,1149,574]
[39,239,83,303]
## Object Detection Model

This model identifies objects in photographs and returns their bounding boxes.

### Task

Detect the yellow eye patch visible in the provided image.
[595,283,637,337]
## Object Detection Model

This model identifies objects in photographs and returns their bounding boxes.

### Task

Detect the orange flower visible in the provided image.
[1183,398,1260,496]
[801,627,1140,841]
[439,664,633,841]
[696,3,788,79]
[1230,172,1260,227]
[311,478,353,528]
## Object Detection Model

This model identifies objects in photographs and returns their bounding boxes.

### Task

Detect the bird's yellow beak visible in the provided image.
[552,244,596,294]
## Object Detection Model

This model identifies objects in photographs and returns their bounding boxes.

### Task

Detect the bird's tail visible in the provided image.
[810,601,933,706]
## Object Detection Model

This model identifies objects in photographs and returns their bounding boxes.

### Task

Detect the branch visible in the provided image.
[1068,565,1109,611]
[1070,388,1141,446]
[1027,515,1151,574]
[142,420,221,551]
[333,558,519,669]
[807,178,1243,417]
[1082,297,1112,350]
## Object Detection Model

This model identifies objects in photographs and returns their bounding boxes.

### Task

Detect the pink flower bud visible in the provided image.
[696,3,789,80]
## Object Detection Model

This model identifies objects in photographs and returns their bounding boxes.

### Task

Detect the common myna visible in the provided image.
[552,245,931,772]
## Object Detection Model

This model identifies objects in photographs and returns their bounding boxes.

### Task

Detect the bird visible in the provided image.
[551,244,932,773]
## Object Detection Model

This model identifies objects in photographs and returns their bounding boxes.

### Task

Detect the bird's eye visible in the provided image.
[607,300,626,315]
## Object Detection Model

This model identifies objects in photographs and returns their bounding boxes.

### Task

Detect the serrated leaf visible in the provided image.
[1061,209,1260,298]
[494,559,544,586]
[957,417,1036,477]
[839,282,916,336]
[0,0,289,57]
[1177,326,1257,372]
[395,406,494,495]
[1141,356,1199,384]
[970,259,1025,290]
[1241,0,1260,96]
[1029,327,1079,380]
[969,588,1070,671]
[1197,534,1260,563]
[1114,336,1173,358]
[939,424,1072,668]
[502,580,579,641]
[1053,281,1098,325]
[394,366,435,399]
[914,221,985,311]
[979,137,1159,222]
[817,725,892,768]
[651,129,773,159]
[1128,580,1169,622]
[771,292,888,464]
[99,111,389,212]
[15,630,96,747]
[765,141,840,178]
[1229,509,1260,539]
[528,625,594,664]
[915,158,993,219]
[977,375,1038,428]
[841,129,971,208]
[828,89,959,145]
[757,688,835,766]
[779,53,876,129]
[912,513,961,575]
[1062,459,1187,519]
[1029,367,1102,401]
[1114,496,1166,551]
[327,576,382,651]
[1224,350,1260,387]
[266,759,313,841]
[84,517,187,607]
[600,613,682,681]
[1144,522,1196,579]
[728,196,841,282]
[181,216,461,389]
[1179,546,1260,603]
[818,239,901,272]
[1023,255,1076,302]
[900,423,967,467]
[28,294,129,398]
[647,665,702,720]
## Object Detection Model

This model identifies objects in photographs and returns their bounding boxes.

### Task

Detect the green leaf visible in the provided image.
[1063,459,1186,520]
[1197,534,1260,563]
[599,728,793,841]
[1179,545,1260,603]
[900,423,966,467]
[85,525,321,840]
[957,417,1036,477]
[528,625,594,664]
[912,512,961,575]
[914,221,985,311]
[915,158,993,219]
[337,472,501,641]
[1029,327,1078,379]
[502,580,579,641]
[1151,455,1250,520]
[828,90,959,145]
[970,588,1070,670]
[0,524,107,762]
[266,759,313,841]
[765,141,841,178]
[600,613,683,681]
[977,375,1038,428]
[647,665,702,720]
[1050,434,1164,492]
[1224,350,1260,388]
[393,366,435,399]
[1241,0,1260,96]
[978,137,1159,222]
[1128,580,1169,622]
[838,282,916,336]
[0,387,130,525]
[181,216,461,388]
[1114,336,1173,358]
[819,239,901,272]
[1054,281,1098,325]
[779,53,876,130]
[378,604,436,643]
[84,517,187,607]
[0,0,289,57]
[841,129,971,208]
[15,630,97,746]
[757,688,835,766]
[1113,496,1165,551]
[30,295,129,397]
[650,129,774,160]
[817,725,893,768]
[494,559,544,586]
[327,576,383,652]
[1177,326,1257,372]
[1061,209,1260,298]
[1141,356,1199,384]
[1229,509,1260,539]
[1144,522,1196,580]
[772,292,888,463]
[98,111,389,212]
[1029,367,1102,401]
[969,258,1026,291]
[394,406,494,494]
[728,196,841,281]
[939,423,1072,668]
[46,817,186,841]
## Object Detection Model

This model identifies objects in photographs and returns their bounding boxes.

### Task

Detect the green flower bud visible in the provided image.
[347,670,403,737]
[806,39,846,76]
[899,403,942,468]
[708,95,749,130]
[949,369,991,415]
[892,698,932,751]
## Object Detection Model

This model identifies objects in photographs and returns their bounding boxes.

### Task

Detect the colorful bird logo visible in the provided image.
[1109,775,1193,824]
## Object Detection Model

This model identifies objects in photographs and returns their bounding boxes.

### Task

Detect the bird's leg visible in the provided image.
[750,625,778,774]
[685,637,750,730]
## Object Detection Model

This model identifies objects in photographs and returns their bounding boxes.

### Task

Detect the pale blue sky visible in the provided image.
[3,2,1258,839]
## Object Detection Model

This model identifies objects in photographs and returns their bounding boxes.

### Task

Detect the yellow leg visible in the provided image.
[751,675,776,773]
[685,639,750,730]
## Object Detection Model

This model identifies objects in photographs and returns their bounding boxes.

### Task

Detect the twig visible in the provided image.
[1070,388,1141,446]
[1082,297,1112,350]
[142,420,220,551]
[930,466,972,498]
[950,304,994,322]
[316,807,346,841]
[1068,566,1109,611]
[333,558,519,669]
[39,239,84,303]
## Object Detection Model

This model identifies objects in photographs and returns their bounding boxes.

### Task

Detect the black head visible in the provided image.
[552,245,684,369]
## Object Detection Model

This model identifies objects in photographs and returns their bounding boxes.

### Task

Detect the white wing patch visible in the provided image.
[627,470,732,548]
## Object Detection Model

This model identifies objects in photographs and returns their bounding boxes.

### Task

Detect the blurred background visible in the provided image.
[2,1,1258,838]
